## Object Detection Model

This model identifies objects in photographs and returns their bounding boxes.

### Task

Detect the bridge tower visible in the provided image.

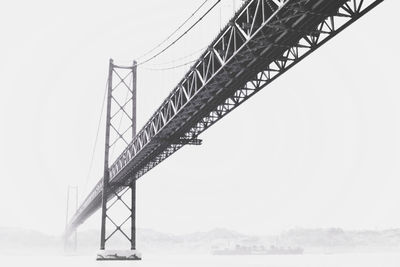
[64,185,78,252]
[97,59,141,260]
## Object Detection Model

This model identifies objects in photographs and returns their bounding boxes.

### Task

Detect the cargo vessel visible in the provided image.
[212,245,303,255]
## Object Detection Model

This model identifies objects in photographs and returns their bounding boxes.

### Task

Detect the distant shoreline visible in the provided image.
[1,227,400,254]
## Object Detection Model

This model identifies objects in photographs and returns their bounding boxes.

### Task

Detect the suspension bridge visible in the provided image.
[64,0,385,260]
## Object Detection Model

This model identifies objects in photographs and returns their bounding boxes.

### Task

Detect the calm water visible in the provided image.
[1,252,399,267]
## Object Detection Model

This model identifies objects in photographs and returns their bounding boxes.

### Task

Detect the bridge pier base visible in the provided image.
[96,250,141,261]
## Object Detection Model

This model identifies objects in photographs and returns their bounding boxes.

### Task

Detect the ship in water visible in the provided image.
[211,245,303,255]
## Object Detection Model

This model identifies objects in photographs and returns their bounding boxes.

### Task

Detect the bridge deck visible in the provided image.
[66,0,384,235]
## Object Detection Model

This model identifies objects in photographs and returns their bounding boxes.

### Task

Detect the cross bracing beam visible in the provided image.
[66,0,385,236]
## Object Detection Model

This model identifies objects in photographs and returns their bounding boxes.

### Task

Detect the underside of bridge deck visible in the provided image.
[66,0,385,243]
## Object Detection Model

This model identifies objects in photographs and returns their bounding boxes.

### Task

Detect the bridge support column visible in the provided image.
[130,180,136,250]
[131,58,137,252]
[97,59,141,261]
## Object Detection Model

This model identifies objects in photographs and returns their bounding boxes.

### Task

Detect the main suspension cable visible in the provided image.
[137,0,221,66]
[144,59,198,71]
[84,77,108,192]
[137,0,211,61]
[146,46,206,67]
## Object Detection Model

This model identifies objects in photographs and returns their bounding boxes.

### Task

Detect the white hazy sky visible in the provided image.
[0,0,398,237]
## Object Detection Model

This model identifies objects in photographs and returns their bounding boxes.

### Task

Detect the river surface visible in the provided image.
[1,252,399,266]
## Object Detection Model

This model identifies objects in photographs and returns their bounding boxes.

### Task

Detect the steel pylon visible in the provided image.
[64,186,78,252]
[97,59,141,260]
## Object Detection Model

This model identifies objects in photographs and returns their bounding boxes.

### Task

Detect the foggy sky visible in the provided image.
[0,0,398,236]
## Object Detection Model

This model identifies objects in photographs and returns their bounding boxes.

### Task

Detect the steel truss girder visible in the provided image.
[66,0,385,235]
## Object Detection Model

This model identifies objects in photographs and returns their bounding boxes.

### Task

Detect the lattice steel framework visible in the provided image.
[98,59,138,254]
[66,0,385,235]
